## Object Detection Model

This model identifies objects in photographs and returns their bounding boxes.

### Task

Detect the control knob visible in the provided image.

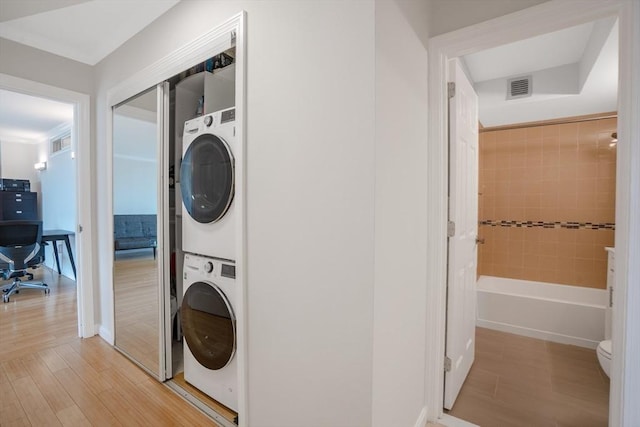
[204,261,214,273]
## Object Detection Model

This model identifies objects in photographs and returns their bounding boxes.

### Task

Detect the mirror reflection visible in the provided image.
[113,87,161,377]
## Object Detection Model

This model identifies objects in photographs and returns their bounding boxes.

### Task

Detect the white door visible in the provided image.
[112,82,171,382]
[444,58,479,410]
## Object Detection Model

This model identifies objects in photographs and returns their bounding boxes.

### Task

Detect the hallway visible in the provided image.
[0,268,217,426]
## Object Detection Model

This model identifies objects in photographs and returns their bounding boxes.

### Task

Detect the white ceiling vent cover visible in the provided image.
[507,76,532,100]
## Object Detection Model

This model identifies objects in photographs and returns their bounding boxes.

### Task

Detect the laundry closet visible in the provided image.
[111,24,242,426]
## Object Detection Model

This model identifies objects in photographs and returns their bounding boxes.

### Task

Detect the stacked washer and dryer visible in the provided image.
[179,66,239,412]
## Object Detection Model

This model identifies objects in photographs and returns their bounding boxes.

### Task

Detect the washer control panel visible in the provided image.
[183,253,235,281]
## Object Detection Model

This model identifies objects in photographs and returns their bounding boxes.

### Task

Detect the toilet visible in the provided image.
[597,339,612,377]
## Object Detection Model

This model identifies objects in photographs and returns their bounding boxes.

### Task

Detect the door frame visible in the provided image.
[425,1,640,424]
[0,73,95,338]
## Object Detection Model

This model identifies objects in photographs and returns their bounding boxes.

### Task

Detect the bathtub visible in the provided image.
[476,276,607,349]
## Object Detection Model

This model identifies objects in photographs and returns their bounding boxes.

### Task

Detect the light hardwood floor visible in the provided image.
[446,327,609,427]
[0,267,219,426]
[113,253,160,375]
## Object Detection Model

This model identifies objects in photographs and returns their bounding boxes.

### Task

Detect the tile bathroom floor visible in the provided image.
[446,327,609,427]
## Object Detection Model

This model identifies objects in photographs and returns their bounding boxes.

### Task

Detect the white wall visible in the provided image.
[0,140,39,188]
[112,157,156,214]
[38,135,77,279]
[373,0,430,426]
[112,113,157,215]
[0,38,93,95]
[0,140,41,219]
[94,1,375,425]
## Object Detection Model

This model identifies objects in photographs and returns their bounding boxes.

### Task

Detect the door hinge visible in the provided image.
[448,82,456,99]
[447,221,456,237]
[609,286,614,307]
[78,224,83,233]
[444,356,452,372]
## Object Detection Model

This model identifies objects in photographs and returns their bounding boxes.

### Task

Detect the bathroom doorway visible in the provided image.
[446,17,617,426]
[424,1,629,426]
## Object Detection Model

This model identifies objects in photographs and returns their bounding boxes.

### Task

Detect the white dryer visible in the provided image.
[181,107,236,260]
[181,253,238,411]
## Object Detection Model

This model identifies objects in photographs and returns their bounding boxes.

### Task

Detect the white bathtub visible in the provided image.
[476,276,607,349]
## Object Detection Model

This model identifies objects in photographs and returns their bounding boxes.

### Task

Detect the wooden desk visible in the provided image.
[42,229,76,279]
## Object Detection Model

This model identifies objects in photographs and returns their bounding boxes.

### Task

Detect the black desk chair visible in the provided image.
[0,220,49,303]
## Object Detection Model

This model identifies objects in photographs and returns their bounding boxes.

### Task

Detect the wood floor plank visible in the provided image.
[11,376,62,427]
[0,416,31,427]
[55,405,92,427]
[0,377,28,426]
[97,387,151,427]
[0,267,223,427]
[1,359,29,384]
[54,344,115,395]
[53,367,121,426]
[0,363,9,385]
[67,339,112,373]
[22,352,76,413]
[0,269,78,365]
[105,348,153,385]
[99,367,176,426]
[38,347,70,373]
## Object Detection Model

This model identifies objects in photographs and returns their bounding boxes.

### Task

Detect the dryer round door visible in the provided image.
[180,133,234,223]
[181,281,236,370]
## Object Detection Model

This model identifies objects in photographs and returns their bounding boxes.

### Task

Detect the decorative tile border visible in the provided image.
[479,220,615,230]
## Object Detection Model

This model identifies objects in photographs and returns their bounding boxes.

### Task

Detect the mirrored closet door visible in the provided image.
[112,83,171,380]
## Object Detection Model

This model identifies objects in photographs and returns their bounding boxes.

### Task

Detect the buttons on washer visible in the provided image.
[204,261,214,273]
[204,115,213,127]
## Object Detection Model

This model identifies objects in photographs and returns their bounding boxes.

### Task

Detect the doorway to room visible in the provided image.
[0,73,93,338]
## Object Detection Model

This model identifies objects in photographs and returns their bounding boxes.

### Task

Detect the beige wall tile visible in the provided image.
[478,117,616,289]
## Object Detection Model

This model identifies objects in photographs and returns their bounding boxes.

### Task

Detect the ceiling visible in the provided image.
[463,21,595,83]
[0,0,180,65]
[0,0,178,145]
[462,16,618,127]
[0,89,73,144]
[0,3,619,139]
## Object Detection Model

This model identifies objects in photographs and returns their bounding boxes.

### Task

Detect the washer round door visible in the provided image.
[181,281,236,370]
[180,133,234,224]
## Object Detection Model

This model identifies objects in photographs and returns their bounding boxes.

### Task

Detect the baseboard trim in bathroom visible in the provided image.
[476,319,599,349]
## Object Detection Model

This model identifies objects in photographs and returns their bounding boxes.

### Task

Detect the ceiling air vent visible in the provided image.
[507,76,532,100]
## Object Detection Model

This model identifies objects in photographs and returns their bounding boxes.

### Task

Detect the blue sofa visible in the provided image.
[114,214,157,258]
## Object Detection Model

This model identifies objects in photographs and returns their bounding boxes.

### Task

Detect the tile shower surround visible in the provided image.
[477,117,617,289]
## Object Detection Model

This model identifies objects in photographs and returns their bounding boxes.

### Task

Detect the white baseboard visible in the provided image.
[414,406,428,427]
[477,319,599,349]
[98,325,114,345]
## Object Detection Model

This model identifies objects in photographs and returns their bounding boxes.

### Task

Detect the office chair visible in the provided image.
[0,220,49,303]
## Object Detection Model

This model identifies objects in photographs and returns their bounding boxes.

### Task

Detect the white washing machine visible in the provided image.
[181,253,238,411]
[181,107,236,260]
